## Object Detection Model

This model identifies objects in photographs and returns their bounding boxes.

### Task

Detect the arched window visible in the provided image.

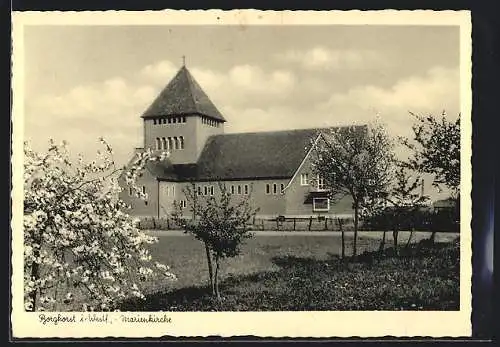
[179,136,184,149]
[161,137,167,151]
[182,116,186,123]
[168,137,174,150]
[174,137,179,150]
[155,137,161,150]
[173,117,177,124]
[168,117,172,124]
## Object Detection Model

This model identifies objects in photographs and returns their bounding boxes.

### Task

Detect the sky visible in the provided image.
[23,25,461,198]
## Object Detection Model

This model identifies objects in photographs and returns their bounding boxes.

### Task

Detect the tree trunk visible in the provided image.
[27,259,39,312]
[353,204,359,257]
[379,230,387,253]
[204,243,215,295]
[393,229,399,255]
[405,230,414,249]
[429,230,436,243]
[338,218,345,260]
[214,256,221,301]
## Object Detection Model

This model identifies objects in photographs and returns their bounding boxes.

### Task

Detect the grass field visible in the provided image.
[120,231,460,311]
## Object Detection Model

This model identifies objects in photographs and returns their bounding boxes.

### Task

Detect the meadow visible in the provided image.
[121,231,460,311]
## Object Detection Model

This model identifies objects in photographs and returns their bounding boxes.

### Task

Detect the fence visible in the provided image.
[136,209,459,233]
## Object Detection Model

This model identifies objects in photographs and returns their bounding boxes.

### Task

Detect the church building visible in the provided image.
[119,63,355,219]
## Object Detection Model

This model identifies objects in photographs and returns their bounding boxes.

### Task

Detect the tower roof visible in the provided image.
[141,65,226,122]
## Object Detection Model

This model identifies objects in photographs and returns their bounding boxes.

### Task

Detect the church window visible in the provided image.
[237,185,242,195]
[273,183,278,195]
[179,136,184,149]
[173,117,177,124]
[155,137,161,150]
[168,117,172,124]
[280,183,285,194]
[231,185,235,194]
[182,116,186,123]
[197,186,202,196]
[300,173,309,186]
[168,137,174,150]
[174,137,179,150]
[266,184,271,195]
[210,185,214,196]
[244,184,249,195]
[161,137,167,151]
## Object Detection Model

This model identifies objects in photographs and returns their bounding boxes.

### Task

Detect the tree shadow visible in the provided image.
[119,239,459,312]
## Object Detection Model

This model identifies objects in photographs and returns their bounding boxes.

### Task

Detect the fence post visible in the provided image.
[308,216,313,231]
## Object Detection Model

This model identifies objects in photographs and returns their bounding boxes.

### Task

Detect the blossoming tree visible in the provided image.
[23,138,176,312]
[171,182,258,300]
[311,122,396,258]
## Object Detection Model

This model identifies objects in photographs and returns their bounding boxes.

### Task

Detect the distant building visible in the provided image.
[119,64,355,219]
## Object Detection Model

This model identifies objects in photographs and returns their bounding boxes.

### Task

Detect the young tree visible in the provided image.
[23,139,175,312]
[401,112,460,198]
[311,122,396,257]
[386,166,430,252]
[172,182,258,300]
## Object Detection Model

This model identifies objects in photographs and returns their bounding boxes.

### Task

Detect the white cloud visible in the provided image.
[318,66,460,137]
[276,46,387,70]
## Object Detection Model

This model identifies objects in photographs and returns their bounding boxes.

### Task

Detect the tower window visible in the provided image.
[197,186,202,196]
[280,183,285,194]
[266,183,270,195]
[174,137,179,150]
[231,185,235,194]
[155,137,161,150]
[179,136,184,149]
[237,185,242,195]
[204,186,208,196]
[273,183,277,195]
[173,117,177,124]
[161,137,167,151]
[182,116,186,123]
[210,185,214,196]
[244,184,249,195]
[168,137,174,150]
[168,117,172,124]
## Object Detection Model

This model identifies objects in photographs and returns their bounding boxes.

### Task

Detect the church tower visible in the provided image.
[140,62,226,164]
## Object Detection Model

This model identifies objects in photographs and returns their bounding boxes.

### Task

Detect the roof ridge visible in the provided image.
[182,66,199,114]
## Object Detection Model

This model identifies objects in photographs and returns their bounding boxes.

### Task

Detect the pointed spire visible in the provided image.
[182,55,186,67]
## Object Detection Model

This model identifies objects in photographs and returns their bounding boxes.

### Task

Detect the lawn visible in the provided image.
[120,231,460,311]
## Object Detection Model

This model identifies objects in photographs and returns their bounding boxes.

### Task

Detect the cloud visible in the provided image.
[318,66,460,136]
[275,46,387,71]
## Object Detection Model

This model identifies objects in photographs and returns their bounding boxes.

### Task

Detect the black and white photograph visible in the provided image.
[11,10,472,338]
